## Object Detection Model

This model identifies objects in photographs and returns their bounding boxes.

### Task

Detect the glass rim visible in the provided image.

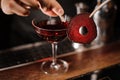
[32,19,67,31]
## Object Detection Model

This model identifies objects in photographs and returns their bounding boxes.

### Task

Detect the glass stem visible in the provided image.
[51,42,58,65]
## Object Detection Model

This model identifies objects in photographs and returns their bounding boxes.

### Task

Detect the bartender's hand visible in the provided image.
[0,0,64,16]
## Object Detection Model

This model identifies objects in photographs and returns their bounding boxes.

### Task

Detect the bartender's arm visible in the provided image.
[0,0,64,16]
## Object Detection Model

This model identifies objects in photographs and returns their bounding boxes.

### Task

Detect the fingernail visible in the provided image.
[36,4,40,9]
[53,8,64,15]
[23,11,30,16]
[58,9,64,15]
[36,1,41,9]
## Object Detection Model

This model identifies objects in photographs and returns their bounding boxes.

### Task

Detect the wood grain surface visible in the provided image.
[0,41,120,80]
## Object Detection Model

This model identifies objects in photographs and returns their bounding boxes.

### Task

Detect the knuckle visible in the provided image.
[1,1,14,14]
[8,0,15,9]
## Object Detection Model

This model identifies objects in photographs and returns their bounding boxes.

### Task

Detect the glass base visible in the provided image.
[41,59,69,75]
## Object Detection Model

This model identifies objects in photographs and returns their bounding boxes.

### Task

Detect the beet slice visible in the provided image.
[68,13,97,44]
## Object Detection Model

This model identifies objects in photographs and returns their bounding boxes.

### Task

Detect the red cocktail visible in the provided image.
[32,17,69,75]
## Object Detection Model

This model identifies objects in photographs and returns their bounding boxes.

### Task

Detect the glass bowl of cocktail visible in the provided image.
[32,16,69,75]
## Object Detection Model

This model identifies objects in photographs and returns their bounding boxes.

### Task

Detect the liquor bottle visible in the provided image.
[93,0,117,44]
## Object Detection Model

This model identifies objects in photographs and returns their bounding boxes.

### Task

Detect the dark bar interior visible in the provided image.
[0,0,120,80]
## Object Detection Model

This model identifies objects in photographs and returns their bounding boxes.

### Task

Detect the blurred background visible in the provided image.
[0,0,120,50]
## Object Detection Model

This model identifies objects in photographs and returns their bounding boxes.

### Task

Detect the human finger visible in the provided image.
[11,1,30,16]
[19,0,39,8]
[38,0,64,17]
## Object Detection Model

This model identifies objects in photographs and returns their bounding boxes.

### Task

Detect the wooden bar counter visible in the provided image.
[0,41,120,80]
